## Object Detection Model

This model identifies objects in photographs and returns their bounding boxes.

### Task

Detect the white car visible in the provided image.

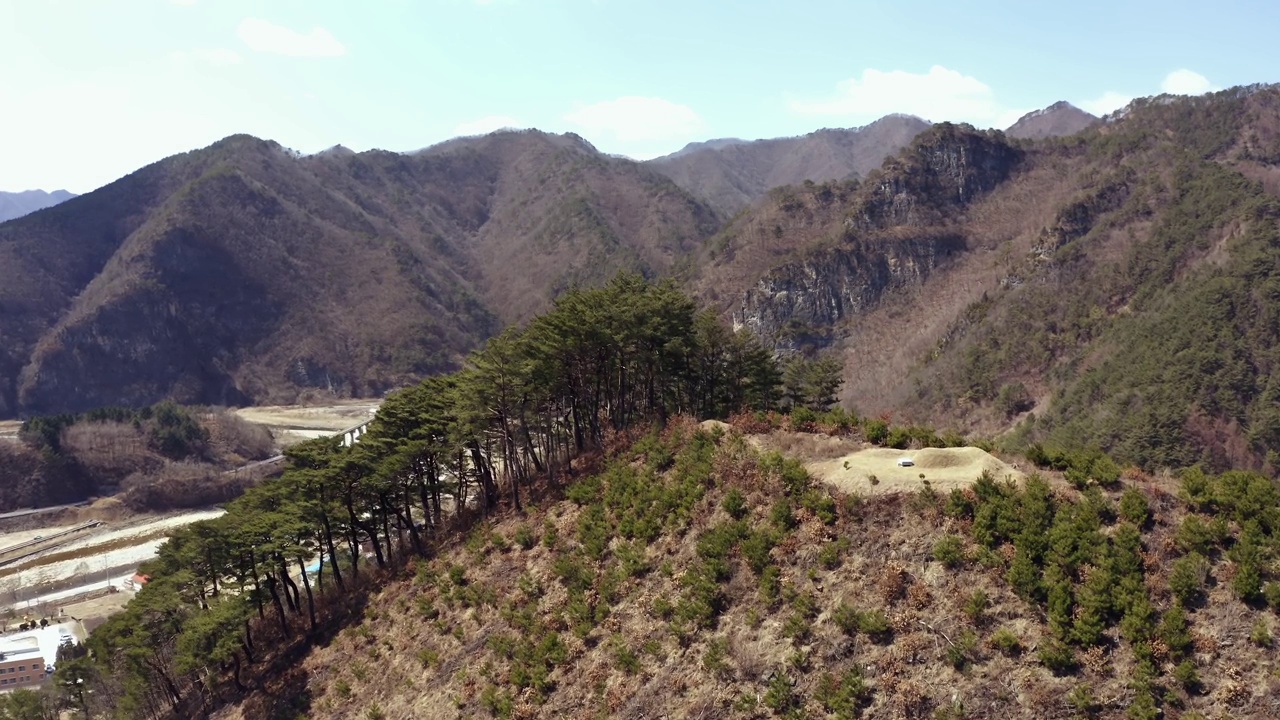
[896,458,914,467]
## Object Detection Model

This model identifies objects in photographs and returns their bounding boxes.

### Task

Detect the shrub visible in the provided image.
[416,597,439,620]
[1168,552,1209,607]
[1249,618,1272,647]
[741,530,778,574]
[963,589,989,624]
[933,535,966,568]
[447,564,467,587]
[803,491,839,525]
[863,419,889,444]
[612,640,640,675]
[702,637,730,675]
[831,603,891,642]
[1174,660,1201,693]
[762,672,799,715]
[1118,489,1150,526]
[769,500,796,531]
[1158,606,1192,658]
[944,488,975,519]
[782,611,812,644]
[946,630,978,671]
[1067,684,1099,718]
[480,686,514,718]
[990,627,1022,655]
[814,668,871,717]
[722,488,748,520]
[1038,638,1077,674]
[1126,683,1159,720]
[856,610,892,641]
[513,524,536,550]
[1175,514,1223,555]
[1266,582,1280,611]
[789,406,818,431]
[758,565,782,603]
[542,519,559,549]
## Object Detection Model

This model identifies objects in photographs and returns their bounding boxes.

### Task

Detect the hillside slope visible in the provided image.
[0,131,719,416]
[695,85,1280,472]
[647,115,931,214]
[215,422,1280,720]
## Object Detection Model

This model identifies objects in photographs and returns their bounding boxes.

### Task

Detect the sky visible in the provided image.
[1,0,1277,194]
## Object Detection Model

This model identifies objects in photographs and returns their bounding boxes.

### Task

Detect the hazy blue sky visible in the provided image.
[2,0,1276,193]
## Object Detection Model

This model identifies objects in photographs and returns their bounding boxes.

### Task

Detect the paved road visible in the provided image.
[0,503,89,522]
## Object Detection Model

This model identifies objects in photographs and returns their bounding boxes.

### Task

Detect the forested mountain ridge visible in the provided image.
[0,131,719,417]
[697,85,1280,474]
[646,114,932,214]
[6,85,1280,478]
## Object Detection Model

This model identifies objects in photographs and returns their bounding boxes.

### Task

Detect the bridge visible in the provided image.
[224,417,375,479]
[338,418,372,447]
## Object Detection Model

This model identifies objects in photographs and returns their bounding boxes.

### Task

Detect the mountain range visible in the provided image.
[0,188,76,223]
[3,89,1277,471]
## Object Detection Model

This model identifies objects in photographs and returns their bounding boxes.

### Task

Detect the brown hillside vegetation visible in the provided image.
[0,130,718,416]
[216,421,1280,720]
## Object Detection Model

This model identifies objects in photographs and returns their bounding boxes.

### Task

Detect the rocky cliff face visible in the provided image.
[733,233,965,352]
[725,124,1021,352]
[856,123,1022,230]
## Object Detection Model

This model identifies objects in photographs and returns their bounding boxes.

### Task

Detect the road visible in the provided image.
[0,503,89,522]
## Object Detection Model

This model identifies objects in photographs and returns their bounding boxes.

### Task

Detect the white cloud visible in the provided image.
[1079,70,1215,118]
[236,18,346,58]
[788,65,1028,128]
[170,48,242,67]
[453,115,523,136]
[562,96,703,157]
[1161,69,1215,96]
[1079,91,1133,117]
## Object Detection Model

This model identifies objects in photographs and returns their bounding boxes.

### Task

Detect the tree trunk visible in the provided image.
[297,555,318,631]
[265,576,290,638]
[320,510,344,591]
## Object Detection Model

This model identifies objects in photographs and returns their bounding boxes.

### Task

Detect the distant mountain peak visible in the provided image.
[1006,101,1099,140]
[646,114,931,212]
[0,188,79,223]
[313,144,356,157]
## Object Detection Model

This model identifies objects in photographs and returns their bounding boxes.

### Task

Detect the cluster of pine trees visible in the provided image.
[45,275,788,718]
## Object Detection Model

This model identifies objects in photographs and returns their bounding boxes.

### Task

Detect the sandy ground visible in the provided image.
[0,420,18,442]
[807,446,1024,495]
[61,590,135,628]
[55,509,225,553]
[235,400,382,446]
[233,400,381,431]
